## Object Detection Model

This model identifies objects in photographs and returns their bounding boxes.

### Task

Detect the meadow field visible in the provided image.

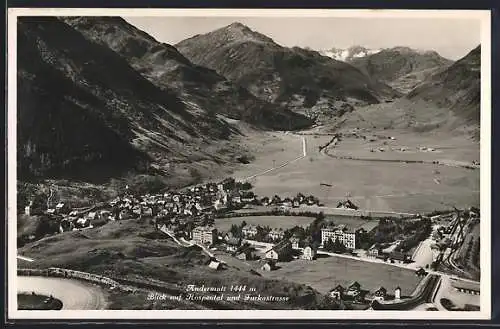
[214,215,315,232]
[329,130,479,163]
[232,129,479,214]
[260,254,422,296]
[230,131,305,181]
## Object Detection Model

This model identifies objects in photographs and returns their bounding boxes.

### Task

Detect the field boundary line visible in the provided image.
[241,135,307,182]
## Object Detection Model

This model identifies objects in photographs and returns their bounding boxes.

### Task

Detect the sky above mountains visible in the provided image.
[125,16,480,60]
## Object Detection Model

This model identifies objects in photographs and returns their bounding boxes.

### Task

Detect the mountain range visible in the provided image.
[16,18,480,183]
[408,45,481,125]
[336,45,480,138]
[348,47,454,94]
[62,17,311,131]
[17,17,313,182]
[176,23,400,113]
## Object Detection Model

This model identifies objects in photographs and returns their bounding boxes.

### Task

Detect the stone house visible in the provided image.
[301,245,317,260]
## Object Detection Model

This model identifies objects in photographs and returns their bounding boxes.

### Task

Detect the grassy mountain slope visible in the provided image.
[19,220,338,310]
[350,47,453,94]
[329,46,481,139]
[62,17,312,131]
[407,46,481,125]
[17,17,241,182]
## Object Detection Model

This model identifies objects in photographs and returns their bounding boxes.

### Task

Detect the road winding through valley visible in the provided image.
[17,276,108,310]
[238,133,423,216]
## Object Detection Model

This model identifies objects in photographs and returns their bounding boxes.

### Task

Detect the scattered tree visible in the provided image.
[230,224,242,238]
[332,237,347,253]
[324,238,334,251]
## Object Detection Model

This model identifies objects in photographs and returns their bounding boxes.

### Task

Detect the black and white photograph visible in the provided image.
[7,8,491,320]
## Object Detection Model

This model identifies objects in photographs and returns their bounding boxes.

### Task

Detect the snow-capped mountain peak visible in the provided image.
[320,46,382,62]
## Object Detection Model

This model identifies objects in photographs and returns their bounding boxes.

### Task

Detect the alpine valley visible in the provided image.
[15,17,482,312]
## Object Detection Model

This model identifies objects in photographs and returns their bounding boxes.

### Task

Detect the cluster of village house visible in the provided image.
[328,281,399,303]
[213,220,415,273]
[190,219,376,277]
[27,178,434,275]
[190,212,371,262]
[366,242,413,264]
[26,178,326,237]
[27,179,235,232]
[26,175,416,267]
[326,266,429,303]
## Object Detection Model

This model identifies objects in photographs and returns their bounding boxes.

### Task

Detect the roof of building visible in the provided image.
[390,251,409,261]
[272,240,291,252]
[450,279,480,292]
[337,200,358,209]
[322,225,340,231]
[330,285,345,292]
[348,281,361,289]
[269,228,284,235]
[208,261,222,270]
[235,243,254,254]
[193,225,217,232]
[359,221,379,233]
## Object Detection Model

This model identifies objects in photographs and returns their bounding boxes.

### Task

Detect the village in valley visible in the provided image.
[14,14,485,314]
[20,171,481,311]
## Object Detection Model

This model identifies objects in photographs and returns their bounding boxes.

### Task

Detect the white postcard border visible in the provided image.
[7,7,492,321]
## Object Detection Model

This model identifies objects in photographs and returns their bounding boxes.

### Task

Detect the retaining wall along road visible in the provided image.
[18,268,119,287]
[18,268,181,296]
